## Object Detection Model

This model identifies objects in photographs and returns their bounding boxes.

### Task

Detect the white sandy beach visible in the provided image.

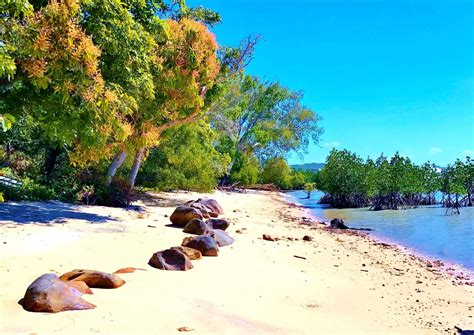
[0,190,472,334]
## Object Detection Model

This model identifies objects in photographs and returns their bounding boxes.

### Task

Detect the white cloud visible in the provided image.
[429,147,443,154]
[323,141,340,148]
[464,149,474,156]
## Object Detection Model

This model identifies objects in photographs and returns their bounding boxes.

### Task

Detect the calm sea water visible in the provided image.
[286,190,474,270]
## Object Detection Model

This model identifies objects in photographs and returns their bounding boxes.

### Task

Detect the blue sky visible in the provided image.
[190,0,473,166]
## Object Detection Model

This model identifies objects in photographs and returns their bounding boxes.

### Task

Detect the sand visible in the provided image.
[0,190,472,334]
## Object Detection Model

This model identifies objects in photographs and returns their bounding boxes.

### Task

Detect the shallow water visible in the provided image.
[286,190,474,270]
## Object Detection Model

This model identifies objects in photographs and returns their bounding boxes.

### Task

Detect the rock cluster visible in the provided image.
[21,197,233,314]
[21,270,128,313]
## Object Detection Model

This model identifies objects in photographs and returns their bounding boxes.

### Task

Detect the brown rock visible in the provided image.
[149,248,193,271]
[206,218,230,231]
[60,269,125,289]
[170,206,203,226]
[113,267,146,274]
[186,201,211,219]
[263,234,278,241]
[64,280,93,295]
[303,235,313,241]
[183,218,210,235]
[21,273,96,313]
[171,246,202,260]
[182,235,219,256]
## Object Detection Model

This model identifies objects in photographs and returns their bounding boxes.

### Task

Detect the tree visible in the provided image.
[1,0,128,163]
[261,157,293,189]
[137,121,230,192]
[212,75,322,184]
[318,149,368,207]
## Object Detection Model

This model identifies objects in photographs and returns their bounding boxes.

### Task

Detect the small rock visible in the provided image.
[329,218,349,229]
[263,234,278,241]
[177,326,194,332]
[59,269,125,289]
[148,249,193,271]
[303,235,313,241]
[113,267,146,274]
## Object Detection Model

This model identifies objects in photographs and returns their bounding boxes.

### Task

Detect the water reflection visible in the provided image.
[286,190,474,270]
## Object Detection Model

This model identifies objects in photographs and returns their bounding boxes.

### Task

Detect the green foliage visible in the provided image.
[230,154,260,186]
[212,75,322,183]
[138,122,230,192]
[319,149,368,202]
[261,157,293,189]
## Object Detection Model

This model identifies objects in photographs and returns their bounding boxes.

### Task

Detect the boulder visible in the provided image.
[170,206,203,226]
[185,201,212,219]
[59,269,125,289]
[206,218,230,231]
[182,235,219,256]
[64,281,93,295]
[209,229,234,247]
[329,218,349,229]
[183,218,210,235]
[196,198,224,215]
[171,246,202,260]
[21,273,96,313]
[148,249,193,271]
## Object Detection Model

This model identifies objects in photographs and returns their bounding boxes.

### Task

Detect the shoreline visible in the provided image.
[283,190,474,281]
[1,190,473,334]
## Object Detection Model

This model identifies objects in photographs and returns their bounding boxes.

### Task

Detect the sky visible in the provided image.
[190,0,473,166]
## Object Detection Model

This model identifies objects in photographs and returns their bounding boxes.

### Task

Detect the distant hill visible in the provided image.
[290,162,325,171]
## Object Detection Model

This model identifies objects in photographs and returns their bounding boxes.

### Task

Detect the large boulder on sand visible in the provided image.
[21,273,96,313]
[329,218,349,229]
[59,269,125,289]
[182,235,219,256]
[148,248,193,271]
[209,229,234,247]
[183,218,210,235]
[206,218,230,231]
[170,206,203,226]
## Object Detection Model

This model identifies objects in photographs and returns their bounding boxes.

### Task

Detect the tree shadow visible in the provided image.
[0,201,116,224]
[138,192,187,208]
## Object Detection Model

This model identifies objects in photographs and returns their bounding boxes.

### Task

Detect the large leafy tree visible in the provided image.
[212,75,322,183]
[137,121,230,192]
[1,0,129,160]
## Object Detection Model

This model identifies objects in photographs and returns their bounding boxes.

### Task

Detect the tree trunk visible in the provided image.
[219,156,237,186]
[128,147,145,190]
[106,151,127,187]
[45,146,61,181]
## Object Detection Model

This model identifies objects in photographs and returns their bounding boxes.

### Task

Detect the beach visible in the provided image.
[0,190,472,334]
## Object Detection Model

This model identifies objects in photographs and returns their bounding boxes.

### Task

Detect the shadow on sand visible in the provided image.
[0,201,116,224]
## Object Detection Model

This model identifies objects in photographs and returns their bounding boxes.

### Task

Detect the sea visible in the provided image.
[286,190,474,271]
